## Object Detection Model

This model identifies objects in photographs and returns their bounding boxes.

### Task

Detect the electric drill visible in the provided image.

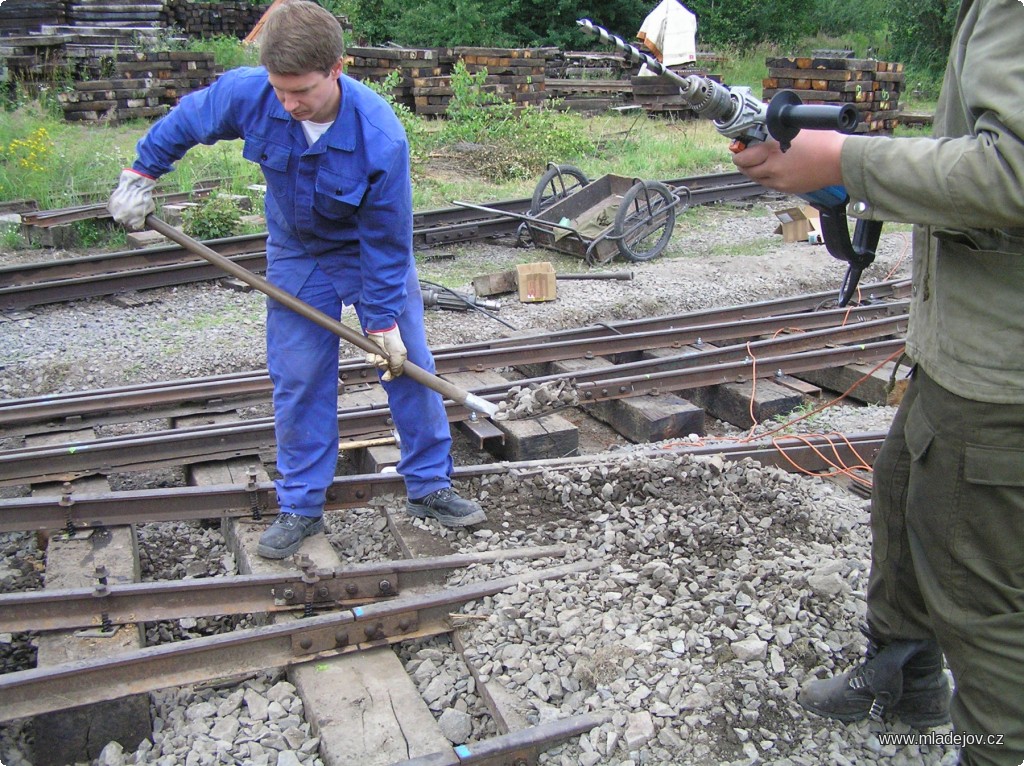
[577,18,882,306]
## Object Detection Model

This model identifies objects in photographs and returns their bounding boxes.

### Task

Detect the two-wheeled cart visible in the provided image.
[456,164,690,265]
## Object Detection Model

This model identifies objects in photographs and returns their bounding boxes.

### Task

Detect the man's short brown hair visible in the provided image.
[258,1,345,76]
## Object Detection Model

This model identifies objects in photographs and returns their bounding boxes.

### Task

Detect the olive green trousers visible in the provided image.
[867,367,1024,765]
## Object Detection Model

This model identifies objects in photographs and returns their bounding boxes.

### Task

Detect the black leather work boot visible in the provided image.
[798,635,951,728]
[406,487,487,526]
[256,513,324,559]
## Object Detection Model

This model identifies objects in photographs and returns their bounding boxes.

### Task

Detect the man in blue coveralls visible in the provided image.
[108,0,487,559]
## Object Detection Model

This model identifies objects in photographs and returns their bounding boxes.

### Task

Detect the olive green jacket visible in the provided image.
[840,0,1024,403]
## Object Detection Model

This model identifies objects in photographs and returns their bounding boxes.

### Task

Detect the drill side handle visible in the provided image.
[766,89,858,150]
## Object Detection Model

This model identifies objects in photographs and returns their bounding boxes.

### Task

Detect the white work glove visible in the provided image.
[107,169,157,230]
[365,324,408,382]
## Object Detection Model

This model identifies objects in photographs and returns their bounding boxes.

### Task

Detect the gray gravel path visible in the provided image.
[0,201,950,766]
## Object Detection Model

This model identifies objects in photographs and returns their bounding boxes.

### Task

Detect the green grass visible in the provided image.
[0,30,946,249]
[707,237,778,258]
[184,35,261,70]
[0,102,262,210]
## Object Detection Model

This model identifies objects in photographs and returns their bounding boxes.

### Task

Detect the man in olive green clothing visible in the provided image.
[733,1,1024,764]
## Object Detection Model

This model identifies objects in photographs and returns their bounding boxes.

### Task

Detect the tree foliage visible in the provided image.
[682,0,814,47]
[886,0,960,71]
[807,0,887,39]
[345,0,958,70]
[349,0,648,47]
[503,0,650,49]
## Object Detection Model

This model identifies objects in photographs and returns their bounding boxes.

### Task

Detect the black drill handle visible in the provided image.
[766,90,859,151]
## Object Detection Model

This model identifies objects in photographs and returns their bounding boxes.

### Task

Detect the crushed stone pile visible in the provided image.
[494,379,580,421]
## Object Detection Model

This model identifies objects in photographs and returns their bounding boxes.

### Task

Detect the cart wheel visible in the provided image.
[614,181,676,262]
[530,164,589,215]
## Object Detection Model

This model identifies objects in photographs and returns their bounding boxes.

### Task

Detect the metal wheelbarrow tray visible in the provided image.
[525,173,685,265]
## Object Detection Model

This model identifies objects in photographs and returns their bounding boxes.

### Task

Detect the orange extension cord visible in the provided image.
[658,231,912,487]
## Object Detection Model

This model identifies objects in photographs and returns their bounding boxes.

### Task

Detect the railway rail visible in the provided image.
[0,431,887,534]
[0,279,905,764]
[0,557,598,722]
[0,281,909,486]
[0,286,906,433]
[0,172,764,311]
[0,430,885,720]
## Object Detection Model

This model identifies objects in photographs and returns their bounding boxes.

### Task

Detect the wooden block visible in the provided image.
[552,356,703,442]
[773,374,822,398]
[588,391,705,443]
[686,378,806,430]
[21,222,77,248]
[160,202,199,226]
[30,470,151,764]
[493,412,578,461]
[356,444,401,473]
[443,369,577,460]
[126,229,169,249]
[292,647,456,766]
[471,269,517,297]
[796,360,898,405]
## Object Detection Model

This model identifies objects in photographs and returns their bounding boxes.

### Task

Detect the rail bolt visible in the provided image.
[398,618,419,633]
[299,637,313,651]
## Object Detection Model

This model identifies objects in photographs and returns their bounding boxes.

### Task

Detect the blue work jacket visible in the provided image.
[132,67,414,333]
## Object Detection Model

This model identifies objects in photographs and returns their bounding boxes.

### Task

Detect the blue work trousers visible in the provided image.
[266,264,453,516]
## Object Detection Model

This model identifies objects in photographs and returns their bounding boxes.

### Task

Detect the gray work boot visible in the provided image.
[257,513,324,559]
[406,487,486,527]
[798,636,951,728]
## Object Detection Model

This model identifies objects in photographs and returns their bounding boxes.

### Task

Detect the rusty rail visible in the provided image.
[0,285,909,432]
[0,431,887,533]
[0,546,568,633]
[0,559,600,722]
[0,172,763,311]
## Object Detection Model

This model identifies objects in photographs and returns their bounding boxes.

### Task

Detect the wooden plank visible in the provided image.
[443,370,578,461]
[766,67,874,82]
[765,56,877,71]
[553,357,704,442]
[686,377,806,430]
[796,360,899,405]
[471,269,517,297]
[27,427,150,765]
[295,647,457,766]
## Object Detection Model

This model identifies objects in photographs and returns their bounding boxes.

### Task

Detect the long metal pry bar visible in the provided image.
[145,215,499,418]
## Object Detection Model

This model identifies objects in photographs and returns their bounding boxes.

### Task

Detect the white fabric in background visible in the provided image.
[636,0,697,73]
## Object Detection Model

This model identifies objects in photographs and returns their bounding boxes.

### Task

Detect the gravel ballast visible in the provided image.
[0,201,955,766]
